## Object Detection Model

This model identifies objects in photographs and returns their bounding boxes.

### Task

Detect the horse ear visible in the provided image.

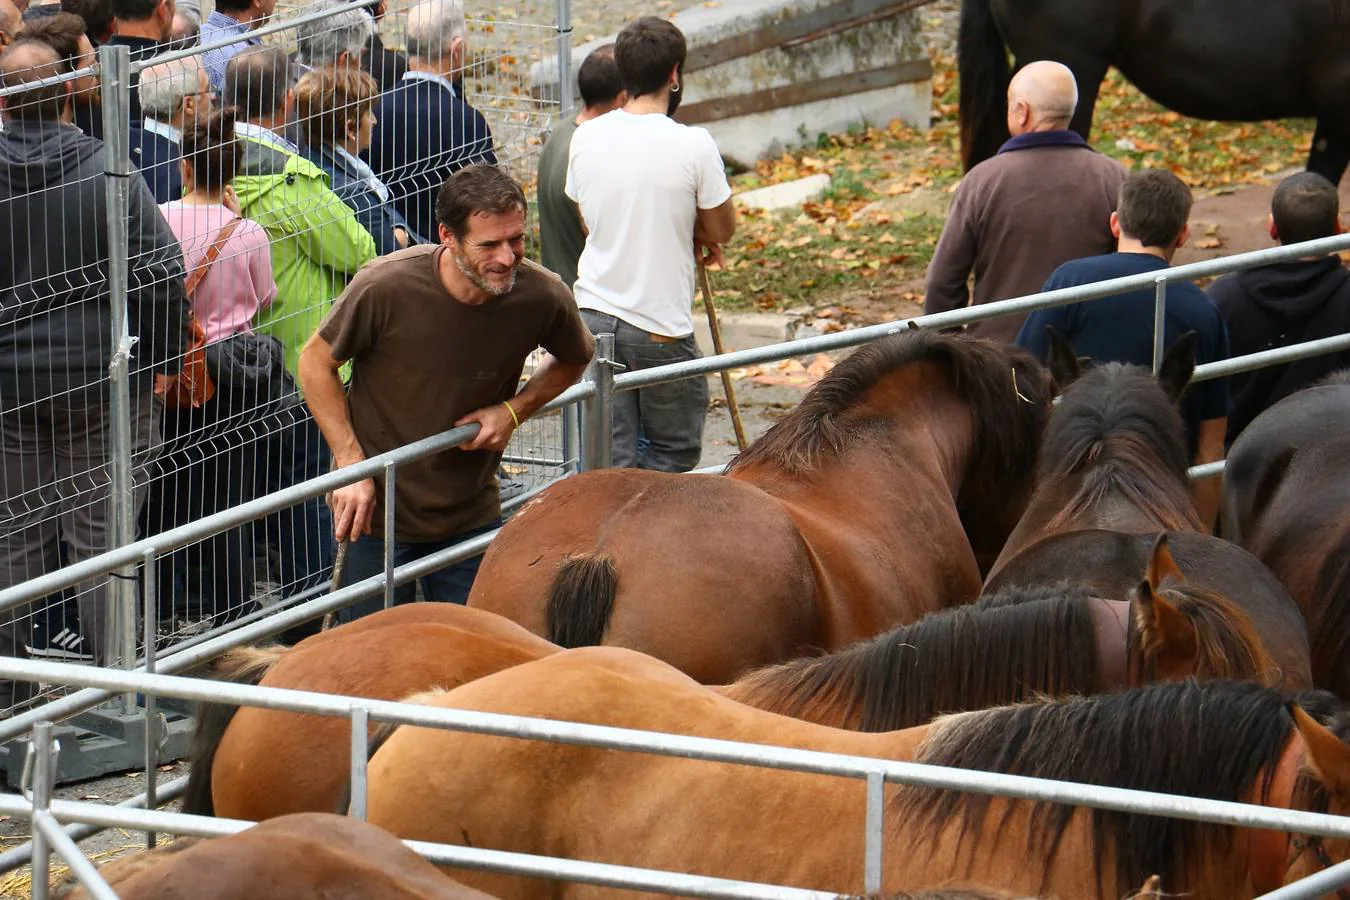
[1133,875,1163,898]
[1132,577,1197,673]
[1045,326,1081,391]
[1147,533,1185,588]
[1290,703,1350,799]
[1157,331,1198,402]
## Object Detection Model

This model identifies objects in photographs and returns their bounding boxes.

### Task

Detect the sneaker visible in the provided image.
[26,624,94,662]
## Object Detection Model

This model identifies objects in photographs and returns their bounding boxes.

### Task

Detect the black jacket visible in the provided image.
[364,30,408,93]
[1208,256,1350,445]
[0,120,190,408]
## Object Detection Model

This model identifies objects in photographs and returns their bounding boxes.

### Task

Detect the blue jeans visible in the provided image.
[334,518,501,623]
[580,311,707,472]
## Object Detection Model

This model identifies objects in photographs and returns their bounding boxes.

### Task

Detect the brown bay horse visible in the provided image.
[54,813,498,900]
[1225,371,1350,697]
[466,331,1054,683]
[984,333,1314,689]
[188,538,1277,822]
[363,646,1350,899]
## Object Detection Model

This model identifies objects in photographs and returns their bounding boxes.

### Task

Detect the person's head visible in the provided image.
[404,0,464,76]
[0,38,69,121]
[140,54,209,127]
[295,0,369,69]
[224,44,290,124]
[1006,60,1077,136]
[60,0,111,43]
[293,64,377,152]
[0,0,22,48]
[110,0,173,39]
[165,8,195,48]
[1111,168,1194,257]
[576,43,622,115]
[212,0,273,28]
[435,164,528,297]
[19,11,95,104]
[178,106,241,193]
[1270,172,1343,246]
[615,16,686,116]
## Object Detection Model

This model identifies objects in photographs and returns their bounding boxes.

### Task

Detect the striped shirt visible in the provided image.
[199,11,259,92]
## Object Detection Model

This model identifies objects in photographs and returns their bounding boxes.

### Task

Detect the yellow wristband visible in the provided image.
[503,400,521,428]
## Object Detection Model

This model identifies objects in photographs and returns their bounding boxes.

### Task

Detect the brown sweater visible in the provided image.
[924,137,1127,343]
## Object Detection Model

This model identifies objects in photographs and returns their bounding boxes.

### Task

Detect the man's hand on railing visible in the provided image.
[330,477,377,543]
[455,404,513,453]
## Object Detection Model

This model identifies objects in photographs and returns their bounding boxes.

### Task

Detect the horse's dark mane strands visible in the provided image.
[896,680,1349,895]
[726,331,1050,491]
[729,584,1100,732]
[1039,362,1201,532]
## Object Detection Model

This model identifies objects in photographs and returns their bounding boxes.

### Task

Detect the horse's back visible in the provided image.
[469,470,822,683]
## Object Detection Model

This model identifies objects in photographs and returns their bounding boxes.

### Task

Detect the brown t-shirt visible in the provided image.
[318,246,592,541]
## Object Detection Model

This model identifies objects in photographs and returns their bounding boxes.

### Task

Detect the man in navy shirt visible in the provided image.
[1016,168,1230,529]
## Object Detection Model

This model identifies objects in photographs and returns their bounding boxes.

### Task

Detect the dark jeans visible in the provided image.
[333,519,502,624]
[580,311,708,472]
[258,405,335,599]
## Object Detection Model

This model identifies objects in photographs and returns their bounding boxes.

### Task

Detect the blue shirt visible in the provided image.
[1016,252,1231,458]
[200,11,259,92]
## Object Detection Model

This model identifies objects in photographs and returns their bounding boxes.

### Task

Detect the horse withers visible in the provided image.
[466,331,1054,683]
[957,0,1350,185]
[1225,371,1350,696]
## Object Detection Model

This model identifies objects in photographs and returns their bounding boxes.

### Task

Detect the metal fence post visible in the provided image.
[349,706,369,821]
[29,722,55,900]
[581,333,615,471]
[383,462,396,609]
[561,403,581,474]
[141,548,158,849]
[99,43,138,707]
[555,0,573,119]
[1151,275,1167,374]
[863,769,884,894]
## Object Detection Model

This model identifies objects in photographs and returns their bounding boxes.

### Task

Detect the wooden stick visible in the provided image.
[698,260,749,452]
[319,539,349,632]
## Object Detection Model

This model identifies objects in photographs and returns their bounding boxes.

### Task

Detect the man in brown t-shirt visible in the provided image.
[298,164,594,617]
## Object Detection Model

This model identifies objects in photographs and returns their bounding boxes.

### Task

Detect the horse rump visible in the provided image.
[958,0,1011,170]
[546,553,618,649]
[181,645,289,816]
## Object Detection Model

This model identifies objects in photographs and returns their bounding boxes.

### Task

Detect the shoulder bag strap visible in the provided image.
[185,216,243,299]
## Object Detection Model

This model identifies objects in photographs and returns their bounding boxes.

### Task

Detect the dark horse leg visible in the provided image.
[1306,119,1350,186]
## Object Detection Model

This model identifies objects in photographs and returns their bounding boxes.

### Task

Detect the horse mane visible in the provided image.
[1039,363,1201,532]
[726,584,1100,732]
[1307,524,1350,682]
[1315,368,1350,388]
[726,331,1050,491]
[896,680,1347,894]
[1166,579,1278,684]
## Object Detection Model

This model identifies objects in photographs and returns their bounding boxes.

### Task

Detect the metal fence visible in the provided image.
[3,656,1350,899]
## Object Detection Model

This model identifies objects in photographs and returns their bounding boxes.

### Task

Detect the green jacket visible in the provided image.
[233,135,377,375]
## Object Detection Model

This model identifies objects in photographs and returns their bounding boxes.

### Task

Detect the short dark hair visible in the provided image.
[1116,169,1193,249]
[110,0,159,22]
[20,12,86,68]
[180,107,243,192]
[614,16,684,99]
[61,0,112,44]
[577,43,621,109]
[1272,172,1340,246]
[224,45,290,121]
[213,0,252,13]
[435,164,528,239]
[0,39,69,121]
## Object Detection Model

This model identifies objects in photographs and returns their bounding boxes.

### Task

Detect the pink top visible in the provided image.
[158,202,277,345]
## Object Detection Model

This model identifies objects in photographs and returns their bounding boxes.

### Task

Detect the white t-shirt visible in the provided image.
[565,109,732,338]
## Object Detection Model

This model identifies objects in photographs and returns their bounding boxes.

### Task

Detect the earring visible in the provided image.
[671,82,680,93]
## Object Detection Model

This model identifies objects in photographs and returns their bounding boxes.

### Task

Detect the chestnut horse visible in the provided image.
[984,334,1314,689]
[54,813,496,900]
[187,537,1277,822]
[363,647,1350,899]
[465,332,1054,683]
[1225,371,1350,697]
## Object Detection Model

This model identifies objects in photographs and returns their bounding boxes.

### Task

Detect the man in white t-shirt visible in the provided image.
[565,15,736,472]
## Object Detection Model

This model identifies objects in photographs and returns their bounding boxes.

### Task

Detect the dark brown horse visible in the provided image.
[986,339,1314,689]
[958,0,1350,184]
[468,331,1054,682]
[1224,371,1350,696]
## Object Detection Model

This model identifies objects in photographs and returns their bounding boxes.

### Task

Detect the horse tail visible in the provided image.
[182,645,289,816]
[546,553,618,648]
[958,0,1010,170]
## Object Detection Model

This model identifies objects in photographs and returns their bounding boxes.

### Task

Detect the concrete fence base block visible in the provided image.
[735,173,833,211]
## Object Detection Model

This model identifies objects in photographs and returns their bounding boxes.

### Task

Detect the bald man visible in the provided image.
[925,60,1127,343]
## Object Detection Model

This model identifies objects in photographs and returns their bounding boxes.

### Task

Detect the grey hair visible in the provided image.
[404,0,466,65]
[139,54,202,120]
[295,0,373,67]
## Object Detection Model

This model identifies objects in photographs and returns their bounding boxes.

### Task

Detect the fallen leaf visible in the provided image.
[1195,238,1223,250]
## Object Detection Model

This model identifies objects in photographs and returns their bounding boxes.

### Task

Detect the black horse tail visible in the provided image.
[958,0,1011,171]
[546,553,618,648]
[182,645,290,816]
